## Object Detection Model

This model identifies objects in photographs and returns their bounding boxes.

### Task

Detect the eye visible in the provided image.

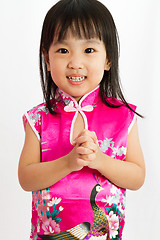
[58,48,69,54]
[96,186,102,192]
[85,48,95,54]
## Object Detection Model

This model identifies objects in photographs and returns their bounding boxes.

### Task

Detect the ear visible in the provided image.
[105,59,111,71]
[43,49,50,71]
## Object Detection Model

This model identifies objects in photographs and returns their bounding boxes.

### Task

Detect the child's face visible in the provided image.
[45,30,110,101]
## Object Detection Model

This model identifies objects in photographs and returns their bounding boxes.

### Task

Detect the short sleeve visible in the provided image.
[23,105,42,141]
[128,104,137,134]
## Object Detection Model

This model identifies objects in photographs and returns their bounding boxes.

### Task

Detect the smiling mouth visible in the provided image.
[67,76,86,82]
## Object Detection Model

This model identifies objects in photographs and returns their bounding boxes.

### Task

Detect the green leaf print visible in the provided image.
[106,207,111,214]
[52,209,57,219]
[46,210,51,219]
[112,203,117,214]
[55,217,62,223]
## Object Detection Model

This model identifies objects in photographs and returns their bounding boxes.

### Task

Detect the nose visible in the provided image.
[67,53,84,70]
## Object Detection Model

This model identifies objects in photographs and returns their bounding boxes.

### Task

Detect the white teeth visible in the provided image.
[68,76,85,81]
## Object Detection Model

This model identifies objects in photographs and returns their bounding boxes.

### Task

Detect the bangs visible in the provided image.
[54,15,103,42]
[52,0,105,42]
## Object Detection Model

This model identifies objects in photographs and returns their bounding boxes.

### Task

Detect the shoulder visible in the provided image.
[22,102,49,141]
[99,97,137,132]
[23,102,49,127]
[104,97,137,113]
[27,102,50,116]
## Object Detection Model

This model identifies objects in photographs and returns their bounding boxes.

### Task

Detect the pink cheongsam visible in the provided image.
[23,85,136,240]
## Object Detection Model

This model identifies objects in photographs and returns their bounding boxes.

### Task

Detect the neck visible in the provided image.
[73,95,82,103]
[90,191,98,208]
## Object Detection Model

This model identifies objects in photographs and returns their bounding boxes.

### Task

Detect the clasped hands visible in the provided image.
[67,129,103,172]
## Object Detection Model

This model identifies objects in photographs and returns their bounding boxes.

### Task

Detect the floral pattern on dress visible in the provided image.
[99,138,126,160]
[107,211,119,239]
[42,219,60,234]
[30,219,40,240]
[100,202,123,240]
[23,104,50,142]
[55,89,72,106]
[101,184,126,239]
[27,105,49,126]
[31,188,64,236]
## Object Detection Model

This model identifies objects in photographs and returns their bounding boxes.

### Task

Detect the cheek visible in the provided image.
[50,60,64,76]
[90,60,106,76]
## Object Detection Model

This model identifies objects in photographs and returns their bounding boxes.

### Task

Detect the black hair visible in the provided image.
[39,0,142,117]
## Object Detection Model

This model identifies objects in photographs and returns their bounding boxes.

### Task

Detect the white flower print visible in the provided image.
[99,137,126,160]
[102,194,120,207]
[110,185,122,196]
[59,206,64,212]
[48,197,62,207]
[102,185,122,208]
[112,146,126,158]
[107,196,115,206]
[116,146,126,156]
[99,138,114,152]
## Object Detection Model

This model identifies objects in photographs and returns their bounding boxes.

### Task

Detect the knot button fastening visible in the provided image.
[64,102,93,112]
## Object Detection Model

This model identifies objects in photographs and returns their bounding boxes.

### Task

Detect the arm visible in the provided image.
[18,122,86,192]
[76,121,145,190]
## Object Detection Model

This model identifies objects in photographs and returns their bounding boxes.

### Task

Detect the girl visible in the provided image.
[18,0,145,239]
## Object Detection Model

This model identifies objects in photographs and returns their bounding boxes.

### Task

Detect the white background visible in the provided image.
[0,0,160,239]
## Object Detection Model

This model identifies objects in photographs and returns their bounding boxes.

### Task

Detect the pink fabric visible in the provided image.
[23,86,137,240]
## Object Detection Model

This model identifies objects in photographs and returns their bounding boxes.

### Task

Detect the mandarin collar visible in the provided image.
[55,85,100,110]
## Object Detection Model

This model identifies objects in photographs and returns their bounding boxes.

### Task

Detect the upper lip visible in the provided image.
[67,74,86,78]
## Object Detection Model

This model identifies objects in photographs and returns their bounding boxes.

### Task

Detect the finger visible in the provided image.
[74,129,89,141]
[76,136,90,145]
[79,152,96,162]
[91,131,98,144]
[80,141,97,152]
[76,158,88,167]
[74,129,98,144]
[81,130,98,144]
[76,146,93,155]
[76,135,96,146]
[73,129,87,144]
